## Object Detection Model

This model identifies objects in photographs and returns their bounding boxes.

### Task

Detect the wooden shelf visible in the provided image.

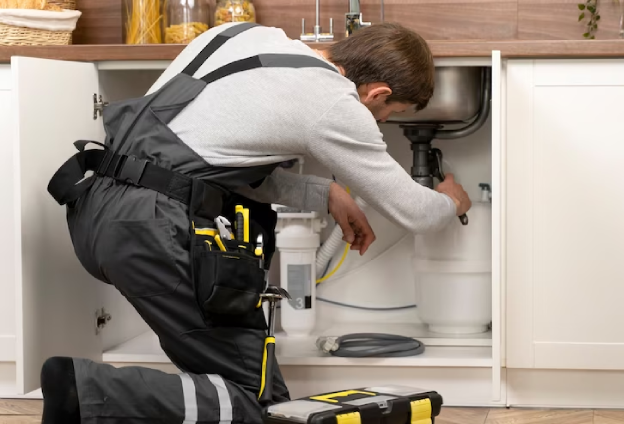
[1,39,624,64]
[0,44,187,63]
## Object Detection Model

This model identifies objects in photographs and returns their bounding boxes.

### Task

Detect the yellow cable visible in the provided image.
[316,242,350,284]
[316,184,351,284]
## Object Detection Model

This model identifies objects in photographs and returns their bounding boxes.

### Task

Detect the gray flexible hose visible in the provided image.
[317,333,425,357]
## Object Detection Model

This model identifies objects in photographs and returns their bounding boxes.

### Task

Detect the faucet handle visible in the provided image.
[300,17,334,41]
[345,12,371,37]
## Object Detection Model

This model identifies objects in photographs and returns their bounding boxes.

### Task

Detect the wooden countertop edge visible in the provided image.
[0,40,623,63]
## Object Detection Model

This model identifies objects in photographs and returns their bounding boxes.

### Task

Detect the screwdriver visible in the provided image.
[255,234,264,269]
[235,205,250,243]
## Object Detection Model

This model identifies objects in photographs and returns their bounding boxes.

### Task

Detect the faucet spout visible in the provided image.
[349,0,360,14]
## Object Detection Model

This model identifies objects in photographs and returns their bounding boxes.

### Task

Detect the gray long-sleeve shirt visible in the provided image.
[147,23,457,234]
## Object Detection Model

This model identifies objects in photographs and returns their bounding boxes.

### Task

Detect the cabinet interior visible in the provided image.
[90,64,498,371]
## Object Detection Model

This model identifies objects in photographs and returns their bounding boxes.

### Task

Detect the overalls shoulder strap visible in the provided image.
[47,23,338,211]
[180,22,259,77]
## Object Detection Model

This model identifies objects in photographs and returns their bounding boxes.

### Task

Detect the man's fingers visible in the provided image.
[351,216,375,256]
[338,216,355,244]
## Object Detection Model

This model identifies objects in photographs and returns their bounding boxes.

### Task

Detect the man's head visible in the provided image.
[321,23,435,122]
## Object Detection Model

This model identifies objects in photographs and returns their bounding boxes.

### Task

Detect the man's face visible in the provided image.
[357,82,412,122]
[366,100,412,122]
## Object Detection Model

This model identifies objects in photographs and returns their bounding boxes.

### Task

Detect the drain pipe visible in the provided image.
[316,67,492,275]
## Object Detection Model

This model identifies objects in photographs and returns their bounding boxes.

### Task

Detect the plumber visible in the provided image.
[44,21,471,424]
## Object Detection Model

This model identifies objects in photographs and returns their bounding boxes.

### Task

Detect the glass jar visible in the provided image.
[214,0,256,27]
[619,0,624,39]
[122,0,165,44]
[164,0,210,44]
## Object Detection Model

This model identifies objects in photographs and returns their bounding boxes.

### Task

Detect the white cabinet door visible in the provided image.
[506,59,624,370]
[13,57,105,393]
[0,65,16,363]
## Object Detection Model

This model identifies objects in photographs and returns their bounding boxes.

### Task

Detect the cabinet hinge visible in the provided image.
[93,94,109,120]
[95,307,112,335]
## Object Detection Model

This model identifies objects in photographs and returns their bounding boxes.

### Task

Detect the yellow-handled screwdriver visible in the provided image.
[235,205,244,241]
[235,205,250,243]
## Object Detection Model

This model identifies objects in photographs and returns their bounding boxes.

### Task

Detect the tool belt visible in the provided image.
[48,140,223,215]
[48,139,273,317]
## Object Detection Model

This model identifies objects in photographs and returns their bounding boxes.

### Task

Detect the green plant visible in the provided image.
[578,0,600,39]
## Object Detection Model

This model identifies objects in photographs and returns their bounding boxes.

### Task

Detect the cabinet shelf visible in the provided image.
[102,325,493,369]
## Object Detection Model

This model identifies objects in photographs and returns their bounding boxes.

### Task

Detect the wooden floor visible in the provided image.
[1,399,624,423]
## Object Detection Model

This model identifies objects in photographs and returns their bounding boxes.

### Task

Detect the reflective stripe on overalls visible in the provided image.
[47,23,339,424]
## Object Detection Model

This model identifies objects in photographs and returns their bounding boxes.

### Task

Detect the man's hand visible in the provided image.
[328,183,376,255]
[435,173,472,216]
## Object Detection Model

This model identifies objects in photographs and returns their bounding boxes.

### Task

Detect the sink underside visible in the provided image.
[386,67,483,124]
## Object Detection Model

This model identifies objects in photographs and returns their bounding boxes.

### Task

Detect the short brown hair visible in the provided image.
[328,23,435,111]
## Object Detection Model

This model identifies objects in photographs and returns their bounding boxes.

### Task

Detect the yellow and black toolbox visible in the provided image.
[263,386,443,424]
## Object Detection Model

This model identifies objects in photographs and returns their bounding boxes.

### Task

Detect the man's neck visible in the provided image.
[312,49,345,76]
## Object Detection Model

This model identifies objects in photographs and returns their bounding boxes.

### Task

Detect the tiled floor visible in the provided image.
[1,400,624,424]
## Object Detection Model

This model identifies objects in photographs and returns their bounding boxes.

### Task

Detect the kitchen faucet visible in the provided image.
[300,0,334,42]
[345,0,371,37]
[300,0,383,42]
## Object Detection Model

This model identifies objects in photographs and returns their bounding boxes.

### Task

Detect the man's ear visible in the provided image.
[359,82,392,103]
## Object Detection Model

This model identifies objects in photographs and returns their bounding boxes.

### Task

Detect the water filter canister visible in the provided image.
[274,207,326,338]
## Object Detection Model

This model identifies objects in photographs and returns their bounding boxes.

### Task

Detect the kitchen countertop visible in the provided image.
[0,39,623,63]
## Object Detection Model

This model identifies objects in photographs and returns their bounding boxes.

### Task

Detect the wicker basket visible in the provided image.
[0,20,70,44]
[47,0,76,10]
[0,8,81,45]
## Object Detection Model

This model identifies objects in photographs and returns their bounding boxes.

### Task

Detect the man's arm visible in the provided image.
[234,167,333,211]
[304,93,458,234]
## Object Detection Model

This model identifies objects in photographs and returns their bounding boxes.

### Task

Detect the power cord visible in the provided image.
[316,333,425,357]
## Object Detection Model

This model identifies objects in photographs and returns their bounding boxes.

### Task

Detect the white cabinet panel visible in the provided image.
[12,57,105,393]
[0,65,15,362]
[490,50,503,401]
[506,58,624,370]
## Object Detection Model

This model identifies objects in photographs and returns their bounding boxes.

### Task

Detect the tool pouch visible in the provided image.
[188,180,274,317]
[193,243,266,315]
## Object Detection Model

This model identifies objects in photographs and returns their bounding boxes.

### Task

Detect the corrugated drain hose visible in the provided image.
[314,184,424,357]
[316,333,425,357]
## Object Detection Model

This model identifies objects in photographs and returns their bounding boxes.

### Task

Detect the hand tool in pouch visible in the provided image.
[214,235,227,251]
[235,205,250,242]
[255,234,264,268]
[215,216,233,240]
[258,286,291,404]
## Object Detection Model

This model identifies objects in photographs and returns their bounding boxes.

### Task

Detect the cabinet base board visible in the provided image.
[3,363,624,409]
[507,368,624,409]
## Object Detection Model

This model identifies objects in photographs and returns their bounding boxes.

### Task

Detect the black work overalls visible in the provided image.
[47,23,338,424]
